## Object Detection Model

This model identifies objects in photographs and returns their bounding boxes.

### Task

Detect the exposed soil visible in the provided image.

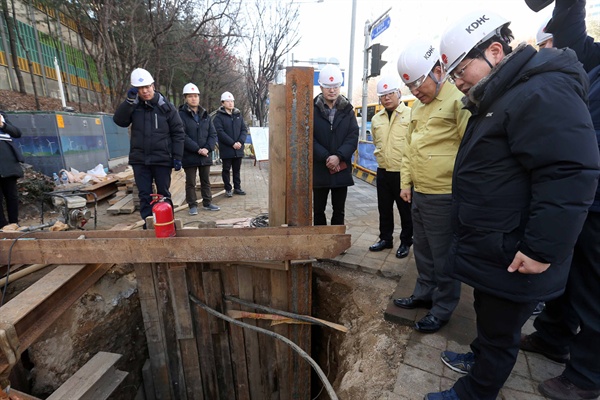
[0,89,99,114]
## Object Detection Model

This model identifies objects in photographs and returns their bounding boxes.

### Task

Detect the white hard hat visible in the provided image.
[183,83,199,95]
[376,75,402,96]
[130,68,154,87]
[440,10,510,75]
[221,91,235,101]
[397,38,440,88]
[318,64,343,88]
[536,16,553,46]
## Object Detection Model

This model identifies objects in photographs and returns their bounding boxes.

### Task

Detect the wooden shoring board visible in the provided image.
[203,270,236,400]
[0,226,350,265]
[285,67,314,399]
[215,263,250,400]
[0,263,114,374]
[133,263,173,400]
[187,264,220,399]
[84,177,118,203]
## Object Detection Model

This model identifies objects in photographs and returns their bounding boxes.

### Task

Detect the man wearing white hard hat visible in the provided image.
[179,83,219,215]
[393,38,470,335]
[313,64,359,226]
[423,9,600,400]
[113,68,185,228]
[212,91,248,197]
[536,16,554,49]
[368,74,413,258]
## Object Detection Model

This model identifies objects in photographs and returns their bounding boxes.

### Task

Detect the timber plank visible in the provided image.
[268,84,287,228]
[203,270,236,400]
[106,194,134,215]
[253,267,280,399]
[47,352,126,400]
[216,263,250,400]
[188,264,219,399]
[271,268,290,399]
[133,263,172,400]
[155,263,187,399]
[238,266,267,400]
[0,231,350,265]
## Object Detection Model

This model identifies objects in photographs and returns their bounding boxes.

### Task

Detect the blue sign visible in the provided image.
[371,15,391,40]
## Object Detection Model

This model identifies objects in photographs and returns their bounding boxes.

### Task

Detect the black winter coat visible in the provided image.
[447,44,600,302]
[113,92,185,167]
[179,104,217,167]
[548,0,600,212]
[0,113,24,178]
[313,94,359,188]
[212,107,247,159]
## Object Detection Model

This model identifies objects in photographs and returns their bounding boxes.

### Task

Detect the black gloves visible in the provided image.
[126,87,139,105]
[173,159,182,171]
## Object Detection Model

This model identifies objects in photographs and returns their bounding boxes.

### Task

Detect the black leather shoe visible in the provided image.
[393,295,432,310]
[369,239,393,251]
[396,243,411,258]
[415,313,447,333]
[520,334,569,363]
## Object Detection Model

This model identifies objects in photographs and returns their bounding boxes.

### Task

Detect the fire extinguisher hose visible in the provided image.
[154,220,174,227]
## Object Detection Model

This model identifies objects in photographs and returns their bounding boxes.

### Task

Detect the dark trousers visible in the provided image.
[221,157,242,192]
[376,168,412,244]
[411,192,460,321]
[533,211,600,390]
[313,187,348,226]
[454,290,537,400]
[132,164,172,221]
[184,165,212,207]
[0,177,19,227]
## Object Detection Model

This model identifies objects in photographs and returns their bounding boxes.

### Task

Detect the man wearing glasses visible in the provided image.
[312,64,359,226]
[368,75,413,259]
[393,38,470,334]
[424,9,600,400]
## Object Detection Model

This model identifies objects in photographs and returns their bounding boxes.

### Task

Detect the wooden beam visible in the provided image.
[0,264,114,375]
[46,352,127,400]
[0,228,350,265]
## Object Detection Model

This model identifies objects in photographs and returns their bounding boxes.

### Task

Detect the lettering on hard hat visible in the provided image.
[403,73,410,81]
[465,15,490,34]
[424,46,435,60]
[441,54,448,64]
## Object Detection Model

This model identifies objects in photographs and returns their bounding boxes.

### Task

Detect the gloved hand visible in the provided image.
[126,87,138,105]
[173,159,182,171]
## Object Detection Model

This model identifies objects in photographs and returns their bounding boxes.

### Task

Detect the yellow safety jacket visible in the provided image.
[371,102,411,172]
[401,83,470,194]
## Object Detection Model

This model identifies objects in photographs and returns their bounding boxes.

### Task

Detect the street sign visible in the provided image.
[371,15,391,40]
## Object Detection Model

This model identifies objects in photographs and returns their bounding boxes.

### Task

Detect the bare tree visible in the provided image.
[242,0,300,126]
[0,0,26,93]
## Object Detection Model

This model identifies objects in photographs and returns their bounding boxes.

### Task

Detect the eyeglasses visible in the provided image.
[406,75,427,91]
[447,58,476,84]
[379,91,396,99]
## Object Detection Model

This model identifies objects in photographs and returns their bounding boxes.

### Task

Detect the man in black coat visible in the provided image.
[179,83,219,214]
[313,64,359,226]
[0,112,24,229]
[212,91,247,197]
[519,1,600,399]
[424,9,600,400]
[113,68,185,227]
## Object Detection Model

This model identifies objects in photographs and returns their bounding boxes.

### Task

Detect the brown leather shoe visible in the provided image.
[520,334,569,364]
[539,375,600,400]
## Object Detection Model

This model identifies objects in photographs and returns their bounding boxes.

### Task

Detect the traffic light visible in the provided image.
[369,43,388,78]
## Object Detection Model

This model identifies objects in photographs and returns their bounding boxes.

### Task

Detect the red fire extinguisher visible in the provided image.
[150,194,176,238]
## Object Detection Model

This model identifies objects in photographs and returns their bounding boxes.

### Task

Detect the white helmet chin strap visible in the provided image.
[428,71,443,98]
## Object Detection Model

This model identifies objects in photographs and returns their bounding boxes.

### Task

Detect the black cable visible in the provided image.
[189,293,339,400]
[1,231,36,307]
[250,213,269,228]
